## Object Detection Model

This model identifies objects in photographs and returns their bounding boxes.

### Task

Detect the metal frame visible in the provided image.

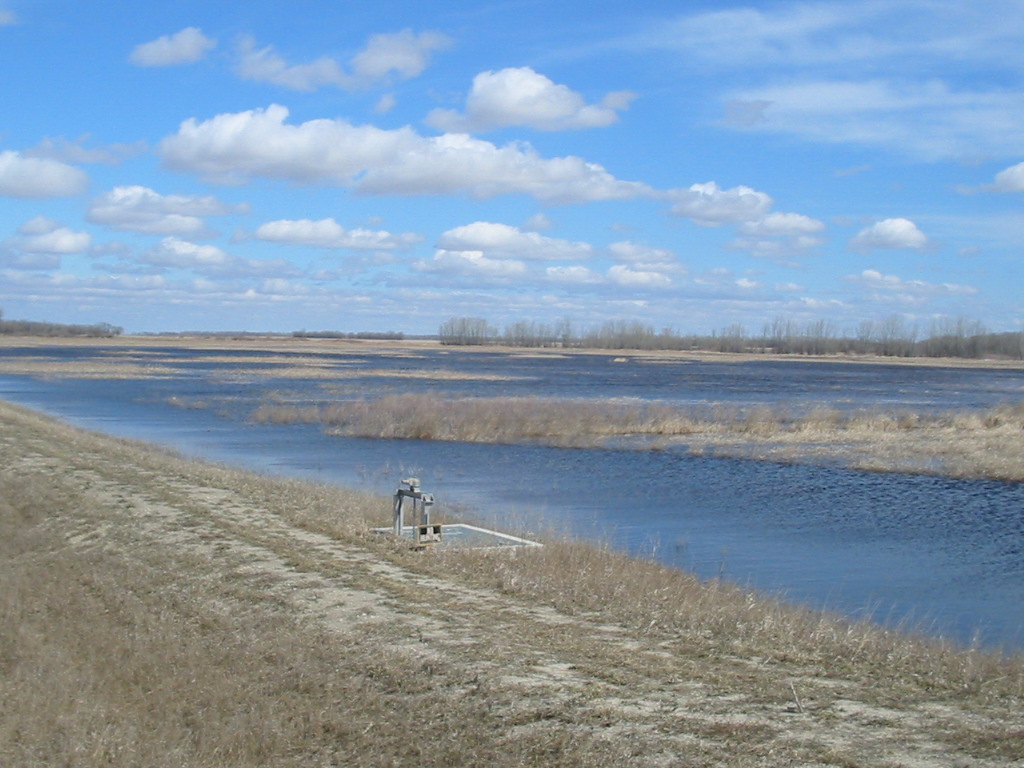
[392,477,435,537]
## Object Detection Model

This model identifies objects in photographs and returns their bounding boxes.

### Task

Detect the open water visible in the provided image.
[2,343,1023,650]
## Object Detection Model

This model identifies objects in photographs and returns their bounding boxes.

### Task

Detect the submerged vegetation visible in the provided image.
[252,394,1024,482]
[2,400,1023,766]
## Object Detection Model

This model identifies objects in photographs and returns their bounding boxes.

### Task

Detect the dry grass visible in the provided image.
[3,399,1024,767]
[252,394,1024,482]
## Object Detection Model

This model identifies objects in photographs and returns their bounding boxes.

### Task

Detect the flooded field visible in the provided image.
[2,339,1023,649]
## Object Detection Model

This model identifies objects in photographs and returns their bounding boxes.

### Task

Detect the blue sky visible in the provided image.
[1,0,1022,335]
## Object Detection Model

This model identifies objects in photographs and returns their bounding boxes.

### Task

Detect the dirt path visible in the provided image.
[2,401,1022,767]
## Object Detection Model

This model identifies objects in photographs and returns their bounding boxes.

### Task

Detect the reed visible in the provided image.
[3,400,1023,766]
[251,394,1024,481]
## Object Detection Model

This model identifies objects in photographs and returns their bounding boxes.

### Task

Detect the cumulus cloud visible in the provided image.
[159,104,651,203]
[435,222,593,261]
[130,27,216,66]
[255,217,421,250]
[0,150,88,198]
[988,161,1024,193]
[668,181,773,225]
[729,213,826,262]
[0,8,16,25]
[12,217,91,254]
[87,185,245,236]
[427,67,636,132]
[413,250,527,280]
[607,264,673,289]
[141,236,297,278]
[850,218,928,250]
[236,29,449,92]
[143,238,233,270]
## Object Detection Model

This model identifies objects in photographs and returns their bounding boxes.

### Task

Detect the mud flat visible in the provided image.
[2,400,1022,767]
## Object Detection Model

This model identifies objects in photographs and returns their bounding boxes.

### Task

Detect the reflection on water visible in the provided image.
[1,344,1023,650]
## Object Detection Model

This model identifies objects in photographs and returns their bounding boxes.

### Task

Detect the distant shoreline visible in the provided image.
[3,332,1024,370]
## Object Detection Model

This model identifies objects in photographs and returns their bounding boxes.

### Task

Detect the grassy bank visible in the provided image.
[2,400,1023,767]
[252,394,1024,482]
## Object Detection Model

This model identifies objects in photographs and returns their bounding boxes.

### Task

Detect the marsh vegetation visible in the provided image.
[252,394,1024,482]
[2,401,1023,766]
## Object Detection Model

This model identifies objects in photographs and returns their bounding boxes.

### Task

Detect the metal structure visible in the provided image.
[392,477,438,544]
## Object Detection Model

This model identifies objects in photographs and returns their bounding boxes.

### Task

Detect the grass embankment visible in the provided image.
[2,400,1023,767]
[253,394,1024,482]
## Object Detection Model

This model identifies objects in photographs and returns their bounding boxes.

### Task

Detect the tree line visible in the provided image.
[0,308,123,338]
[439,315,1024,360]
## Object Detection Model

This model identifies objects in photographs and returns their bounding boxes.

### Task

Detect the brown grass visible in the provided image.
[252,394,1024,482]
[3,399,1024,766]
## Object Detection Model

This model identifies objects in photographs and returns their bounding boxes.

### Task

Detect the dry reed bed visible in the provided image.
[252,394,1024,482]
[2,400,1024,766]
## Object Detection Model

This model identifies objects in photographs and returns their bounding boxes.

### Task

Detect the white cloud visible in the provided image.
[545,265,602,284]
[350,29,451,82]
[436,222,593,261]
[236,29,449,92]
[427,67,636,132]
[159,104,651,203]
[632,2,1024,73]
[374,94,398,114]
[739,212,825,236]
[12,217,90,254]
[130,27,216,67]
[989,161,1024,193]
[668,181,773,225]
[847,269,977,298]
[523,213,553,231]
[0,8,16,26]
[143,238,233,270]
[850,218,928,250]
[624,3,1024,159]
[141,237,296,278]
[17,216,62,236]
[235,37,349,91]
[0,252,62,271]
[28,135,147,165]
[729,235,824,264]
[255,218,421,250]
[414,249,528,279]
[87,185,244,236]
[607,241,676,266]
[776,282,805,293]
[725,79,1024,160]
[607,264,672,289]
[0,150,88,198]
[730,213,826,262]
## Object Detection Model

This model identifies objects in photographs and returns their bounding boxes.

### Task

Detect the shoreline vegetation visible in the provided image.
[252,394,1024,483]
[438,315,1024,361]
[2,400,1023,766]
[2,334,1023,482]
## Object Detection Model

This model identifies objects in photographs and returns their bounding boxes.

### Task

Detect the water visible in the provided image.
[2,343,1023,650]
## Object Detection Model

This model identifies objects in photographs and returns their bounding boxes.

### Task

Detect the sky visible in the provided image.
[1,0,1023,336]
